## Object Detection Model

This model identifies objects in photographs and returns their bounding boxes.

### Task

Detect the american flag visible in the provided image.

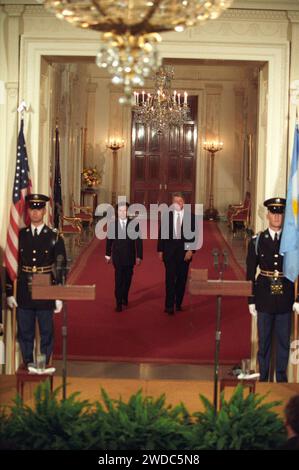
[4,118,32,281]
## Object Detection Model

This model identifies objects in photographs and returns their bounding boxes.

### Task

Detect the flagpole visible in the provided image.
[11,280,17,374]
[2,303,7,374]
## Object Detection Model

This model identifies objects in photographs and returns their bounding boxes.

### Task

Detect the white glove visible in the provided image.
[7,296,18,309]
[249,304,257,317]
[293,302,299,315]
[54,300,63,313]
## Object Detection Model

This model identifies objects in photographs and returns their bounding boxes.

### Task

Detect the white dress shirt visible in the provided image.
[174,209,184,237]
[31,223,44,236]
[268,227,282,241]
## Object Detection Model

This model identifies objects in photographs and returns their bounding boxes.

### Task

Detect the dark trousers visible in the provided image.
[17,308,54,365]
[257,311,292,382]
[114,265,134,306]
[164,258,190,309]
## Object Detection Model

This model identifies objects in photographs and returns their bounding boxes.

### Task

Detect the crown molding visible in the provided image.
[233,0,299,11]
[287,11,299,22]
[4,4,24,16]
[222,9,287,21]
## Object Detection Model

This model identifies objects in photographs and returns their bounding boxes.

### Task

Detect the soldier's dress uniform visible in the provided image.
[6,194,66,365]
[246,197,296,382]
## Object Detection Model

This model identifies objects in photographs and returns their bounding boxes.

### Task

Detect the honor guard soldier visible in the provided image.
[6,194,66,367]
[246,197,299,382]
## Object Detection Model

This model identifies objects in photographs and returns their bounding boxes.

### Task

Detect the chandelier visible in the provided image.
[133,67,188,134]
[39,1,233,103]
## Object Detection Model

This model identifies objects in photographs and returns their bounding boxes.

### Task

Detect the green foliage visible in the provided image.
[0,382,287,450]
[0,383,93,449]
[191,385,286,450]
[87,388,192,450]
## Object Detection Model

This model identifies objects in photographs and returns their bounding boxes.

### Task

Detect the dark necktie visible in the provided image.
[34,228,38,238]
[176,213,181,239]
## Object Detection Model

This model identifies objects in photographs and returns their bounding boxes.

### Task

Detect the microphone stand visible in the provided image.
[212,249,228,412]
[56,258,70,401]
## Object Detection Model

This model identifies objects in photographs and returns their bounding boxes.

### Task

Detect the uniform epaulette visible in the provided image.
[252,230,262,239]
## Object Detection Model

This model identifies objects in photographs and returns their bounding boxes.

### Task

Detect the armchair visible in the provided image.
[228,192,251,234]
[227,191,250,225]
[71,196,93,229]
[60,215,83,246]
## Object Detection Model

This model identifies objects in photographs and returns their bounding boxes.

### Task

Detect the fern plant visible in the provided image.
[191,385,286,450]
[1,383,93,450]
[88,388,192,450]
[0,382,287,450]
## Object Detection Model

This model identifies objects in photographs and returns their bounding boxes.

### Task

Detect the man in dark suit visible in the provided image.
[246,197,299,382]
[158,193,197,315]
[105,202,143,312]
[6,194,66,367]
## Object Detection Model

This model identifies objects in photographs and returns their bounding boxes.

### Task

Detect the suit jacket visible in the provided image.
[246,229,295,314]
[157,209,197,263]
[6,225,67,310]
[106,218,143,267]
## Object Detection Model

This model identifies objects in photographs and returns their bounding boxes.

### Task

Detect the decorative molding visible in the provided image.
[24,5,51,16]
[190,20,287,42]
[5,81,18,98]
[287,11,299,23]
[86,81,98,93]
[4,4,24,16]
[234,0,299,10]
[222,9,288,21]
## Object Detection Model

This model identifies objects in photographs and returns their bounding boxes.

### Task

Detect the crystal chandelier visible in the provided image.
[39,1,233,103]
[133,67,188,134]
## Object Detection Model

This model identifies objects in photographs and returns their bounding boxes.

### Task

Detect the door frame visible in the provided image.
[19,36,289,233]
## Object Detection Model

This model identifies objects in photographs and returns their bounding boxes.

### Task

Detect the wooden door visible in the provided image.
[131,96,197,207]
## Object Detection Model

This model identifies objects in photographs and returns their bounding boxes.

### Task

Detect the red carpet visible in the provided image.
[54,221,251,364]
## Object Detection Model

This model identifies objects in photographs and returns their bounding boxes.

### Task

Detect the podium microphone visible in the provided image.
[56,254,66,285]
[223,250,228,270]
[212,249,219,270]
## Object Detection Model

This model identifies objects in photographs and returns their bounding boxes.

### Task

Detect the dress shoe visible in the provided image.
[164,308,174,315]
[176,305,183,311]
[115,304,122,312]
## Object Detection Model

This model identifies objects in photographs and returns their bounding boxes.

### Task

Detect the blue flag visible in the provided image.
[280,123,299,282]
[53,126,63,229]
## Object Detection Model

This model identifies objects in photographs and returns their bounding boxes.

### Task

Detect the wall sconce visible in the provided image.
[203,140,223,221]
[106,137,125,152]
[106,137,125,205]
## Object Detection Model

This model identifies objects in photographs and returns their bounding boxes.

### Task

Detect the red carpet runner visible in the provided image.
[54,221,251,364]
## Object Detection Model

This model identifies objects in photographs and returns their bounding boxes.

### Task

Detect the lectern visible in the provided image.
[189,268,251,411]
[32,274,96,399]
